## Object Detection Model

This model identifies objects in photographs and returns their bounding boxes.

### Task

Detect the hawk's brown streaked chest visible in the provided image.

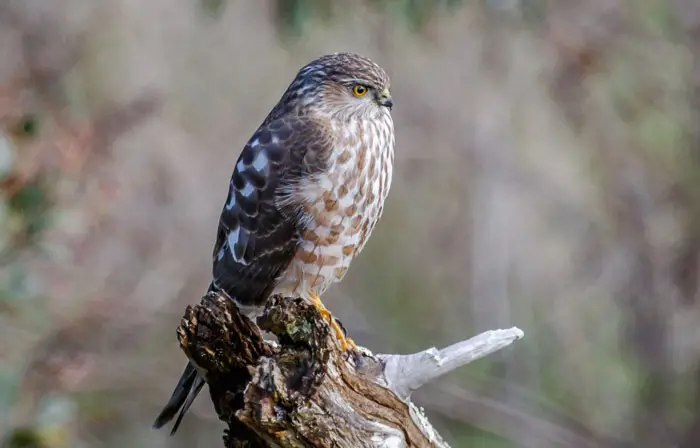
[273,113,395,298]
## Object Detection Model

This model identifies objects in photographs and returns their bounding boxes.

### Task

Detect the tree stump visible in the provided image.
[176,292,523,447]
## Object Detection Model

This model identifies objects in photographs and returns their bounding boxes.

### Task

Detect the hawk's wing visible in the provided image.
[211,116,330,305]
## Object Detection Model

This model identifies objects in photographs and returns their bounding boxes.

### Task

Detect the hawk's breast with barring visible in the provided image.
[272,113,395,299]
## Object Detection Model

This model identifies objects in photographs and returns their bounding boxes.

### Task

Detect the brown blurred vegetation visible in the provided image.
[2,1,700,447]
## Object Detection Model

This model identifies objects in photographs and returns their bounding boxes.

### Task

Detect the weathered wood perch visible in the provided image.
[177,292,524,447]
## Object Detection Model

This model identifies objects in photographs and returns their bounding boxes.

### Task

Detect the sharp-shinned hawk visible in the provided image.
[153,52,395,434]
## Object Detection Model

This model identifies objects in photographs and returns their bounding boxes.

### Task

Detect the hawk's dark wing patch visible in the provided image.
[211,116,331,306]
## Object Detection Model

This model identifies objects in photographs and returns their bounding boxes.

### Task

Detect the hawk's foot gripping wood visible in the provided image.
[172,290,524,447]
[308,291,357,352]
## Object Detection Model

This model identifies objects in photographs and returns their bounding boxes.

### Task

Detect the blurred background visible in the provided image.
[2,0,700,447]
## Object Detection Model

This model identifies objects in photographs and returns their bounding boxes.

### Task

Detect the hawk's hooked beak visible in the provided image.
[377,88,393,110]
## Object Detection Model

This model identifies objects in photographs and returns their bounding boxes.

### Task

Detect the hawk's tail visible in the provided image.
[154,283,223,435]
[152,361,205,435]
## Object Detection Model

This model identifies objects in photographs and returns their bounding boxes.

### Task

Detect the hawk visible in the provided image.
[153,52,395,434]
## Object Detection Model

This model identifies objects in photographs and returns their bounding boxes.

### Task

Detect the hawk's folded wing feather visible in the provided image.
[211,116,330,305]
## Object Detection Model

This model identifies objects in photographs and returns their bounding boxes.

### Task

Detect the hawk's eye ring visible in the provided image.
[352,85,368,97]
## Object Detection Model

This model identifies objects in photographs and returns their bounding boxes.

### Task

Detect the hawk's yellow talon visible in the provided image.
[309,292,355,352]
[345,337,358,351]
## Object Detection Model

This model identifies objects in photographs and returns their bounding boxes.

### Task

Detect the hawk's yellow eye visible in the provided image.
[352,85,368,97]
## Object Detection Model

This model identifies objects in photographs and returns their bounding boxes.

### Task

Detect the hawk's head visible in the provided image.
[280,52,393,121]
